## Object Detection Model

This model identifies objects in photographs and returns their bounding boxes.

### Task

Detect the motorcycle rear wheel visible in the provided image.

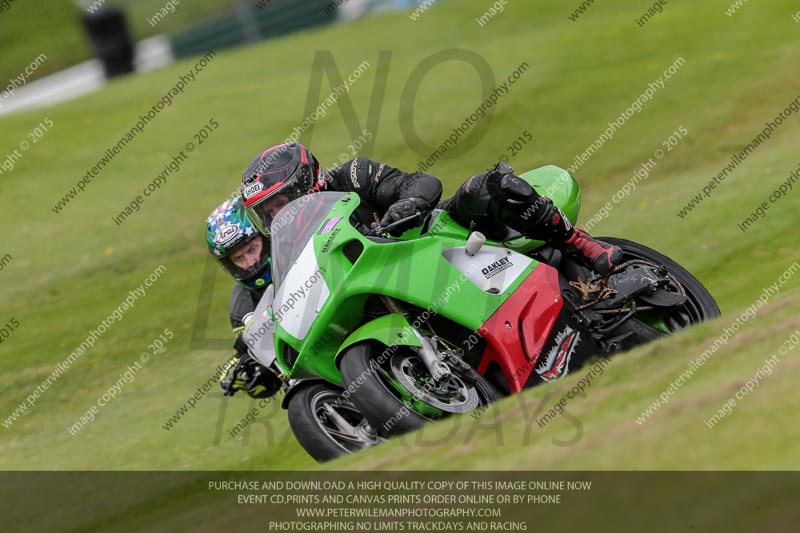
[600,237,721,328]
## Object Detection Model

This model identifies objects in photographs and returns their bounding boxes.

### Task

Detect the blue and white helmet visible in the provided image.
[206,194,271,291]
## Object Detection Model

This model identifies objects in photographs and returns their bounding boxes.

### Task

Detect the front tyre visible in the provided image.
[287,383,381,463]
[339,342,496,437]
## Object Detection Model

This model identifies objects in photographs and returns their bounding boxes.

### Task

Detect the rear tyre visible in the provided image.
[601,237,721,327]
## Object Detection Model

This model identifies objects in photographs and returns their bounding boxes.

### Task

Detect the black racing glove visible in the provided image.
[485,161,540,226]
[220,353,282,399]
[379,197,429,236]
[486,162,536,204]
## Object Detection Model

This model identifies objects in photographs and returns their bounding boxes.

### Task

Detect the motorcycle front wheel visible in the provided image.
[287,382,382,463]
[339,341,494,437]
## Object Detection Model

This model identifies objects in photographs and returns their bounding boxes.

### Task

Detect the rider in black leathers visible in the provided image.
[242,143,621,275]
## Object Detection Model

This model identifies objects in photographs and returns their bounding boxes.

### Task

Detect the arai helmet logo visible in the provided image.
[243,182,263,199]
[215,223,241,246]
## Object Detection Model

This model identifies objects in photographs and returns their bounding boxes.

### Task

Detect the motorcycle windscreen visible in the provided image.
[271,239,330,340]
[242,284,277,368]
[269,192,341,340]
[270,191,348,289]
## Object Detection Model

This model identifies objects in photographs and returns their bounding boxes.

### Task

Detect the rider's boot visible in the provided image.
[487,163,623,276]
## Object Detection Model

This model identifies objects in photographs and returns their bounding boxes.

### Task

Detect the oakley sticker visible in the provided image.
[482,257,512,279]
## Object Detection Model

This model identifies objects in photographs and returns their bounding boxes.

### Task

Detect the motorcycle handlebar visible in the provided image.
[364,211,422,237]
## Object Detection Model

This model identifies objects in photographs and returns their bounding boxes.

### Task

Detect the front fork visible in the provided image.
[380,296,452,384]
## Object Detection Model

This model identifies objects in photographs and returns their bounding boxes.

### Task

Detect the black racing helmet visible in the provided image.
[241,143,322,236]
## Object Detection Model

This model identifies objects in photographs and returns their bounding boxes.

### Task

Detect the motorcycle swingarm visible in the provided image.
[590,266,687,310]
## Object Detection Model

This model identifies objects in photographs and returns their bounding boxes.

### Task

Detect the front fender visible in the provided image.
[281,379,330,410]
[334,313,422,367]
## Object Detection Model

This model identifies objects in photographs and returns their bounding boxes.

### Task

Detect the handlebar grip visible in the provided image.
[367,211,423,237]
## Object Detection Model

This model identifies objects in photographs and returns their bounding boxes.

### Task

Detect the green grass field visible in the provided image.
[0,0,243,84]
[0,0,798,478]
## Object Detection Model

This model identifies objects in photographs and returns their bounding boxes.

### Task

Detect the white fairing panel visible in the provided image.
[243,284,277,368]
[272,240,330,340]
[442,246,533,293]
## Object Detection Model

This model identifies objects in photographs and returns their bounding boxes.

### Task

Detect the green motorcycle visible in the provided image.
[241,165,720,462]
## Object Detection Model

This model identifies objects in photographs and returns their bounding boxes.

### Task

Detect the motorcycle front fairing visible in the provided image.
[264,189,594,395]
[242,283,277,369]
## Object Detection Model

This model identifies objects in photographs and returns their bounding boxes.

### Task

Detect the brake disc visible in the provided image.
[389,352,479,414]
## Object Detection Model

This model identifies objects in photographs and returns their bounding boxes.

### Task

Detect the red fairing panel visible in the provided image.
[476,264,563,393]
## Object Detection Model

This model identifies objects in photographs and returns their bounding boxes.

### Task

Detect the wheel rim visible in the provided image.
[611,257,705,332]
[387,351,479,414]
[310,389,382,453]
